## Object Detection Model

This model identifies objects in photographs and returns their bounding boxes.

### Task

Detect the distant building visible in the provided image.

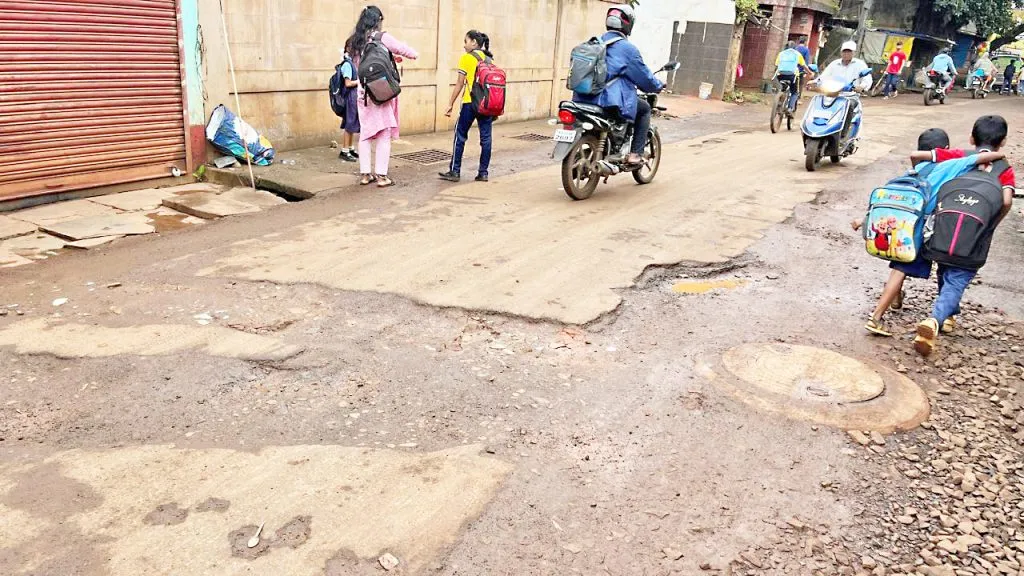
[737,1,839,90]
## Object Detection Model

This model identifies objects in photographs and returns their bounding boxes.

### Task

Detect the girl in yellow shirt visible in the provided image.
[439,30,494,182]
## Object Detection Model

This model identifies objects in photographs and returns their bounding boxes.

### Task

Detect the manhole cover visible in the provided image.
[702,343,930,433]
[393,149,453,165]
[510,133,551,142]
[722,343,884,404]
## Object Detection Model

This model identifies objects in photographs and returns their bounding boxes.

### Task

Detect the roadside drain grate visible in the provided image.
[510,133,551,142]
[393,149,453,165]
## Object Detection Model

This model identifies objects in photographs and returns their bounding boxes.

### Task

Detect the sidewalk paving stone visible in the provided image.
[220,187,288,208]
[89,188,182,212]
[1,232,66,256]
[0,215,37,241]
[41,213,155,241]
[9,200,119,227]
[66,236,124,250]
[162,192,261,219]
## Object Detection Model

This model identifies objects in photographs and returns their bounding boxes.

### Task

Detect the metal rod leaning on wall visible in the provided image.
[218,0,257,191]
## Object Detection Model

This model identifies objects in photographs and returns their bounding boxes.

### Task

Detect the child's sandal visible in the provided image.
[376,175,394,188]
[359,174,376,186]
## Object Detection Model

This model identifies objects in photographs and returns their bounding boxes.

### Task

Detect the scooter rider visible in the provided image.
[573,4,665,166]
[815,41,872,135]
[929,47,957,93]
[817,41,873,91]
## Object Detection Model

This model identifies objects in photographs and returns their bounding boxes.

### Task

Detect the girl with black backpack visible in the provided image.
[348,6,419,188]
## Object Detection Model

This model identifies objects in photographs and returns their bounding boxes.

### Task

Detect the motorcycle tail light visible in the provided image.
[558,110,576,124]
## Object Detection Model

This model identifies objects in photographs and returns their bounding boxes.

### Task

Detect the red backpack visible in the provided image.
[470,52,506,117]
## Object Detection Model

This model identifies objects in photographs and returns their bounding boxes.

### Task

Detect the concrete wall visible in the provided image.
[670,21,735,99]
[630,0,736,98]
[198,0,613,152]
[194,0,739,153]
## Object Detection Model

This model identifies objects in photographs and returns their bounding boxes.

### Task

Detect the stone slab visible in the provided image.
[1,233,66,256]
[162,192,261,220]
[41,213,155,241]
[0,250,33,268]
[66,235,124,250]
[0,216,37,241]
[206,167,354,199]
[88,188,180,212]
[220,187,287,208]
[9,200,119,227]
[157,183,227,196]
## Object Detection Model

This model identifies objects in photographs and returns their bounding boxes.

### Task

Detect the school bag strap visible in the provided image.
[471,51,492,65]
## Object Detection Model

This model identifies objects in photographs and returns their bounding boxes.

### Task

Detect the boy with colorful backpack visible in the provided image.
[912,115,1015,356]
[853,127,1006,337]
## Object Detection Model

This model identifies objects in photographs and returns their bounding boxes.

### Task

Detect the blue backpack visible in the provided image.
[863,167,934,263]
[329,57,355,118]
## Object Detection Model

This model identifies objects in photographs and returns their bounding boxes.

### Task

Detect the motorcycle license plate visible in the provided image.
[553,129,577,143]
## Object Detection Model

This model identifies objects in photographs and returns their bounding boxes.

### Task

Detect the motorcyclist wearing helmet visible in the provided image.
[573,4,665,166]
[928,47,957,93]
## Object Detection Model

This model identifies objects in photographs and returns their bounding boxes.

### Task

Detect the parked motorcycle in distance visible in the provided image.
[801,69,871,172]
[551,62,681,201]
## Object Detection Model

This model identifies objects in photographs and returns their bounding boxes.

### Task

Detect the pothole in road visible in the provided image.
[699,343,930,433]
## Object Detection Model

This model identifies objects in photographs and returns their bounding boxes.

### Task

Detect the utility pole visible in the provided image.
[855,0,874,55]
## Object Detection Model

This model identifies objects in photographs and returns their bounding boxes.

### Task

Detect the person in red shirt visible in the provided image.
[929,145,1017,191]
[882,41,908,99]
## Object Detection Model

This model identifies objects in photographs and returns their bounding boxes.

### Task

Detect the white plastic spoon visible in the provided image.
[247,521,265,548]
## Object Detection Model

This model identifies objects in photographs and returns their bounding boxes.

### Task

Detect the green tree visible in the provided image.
[915,0,1021,39]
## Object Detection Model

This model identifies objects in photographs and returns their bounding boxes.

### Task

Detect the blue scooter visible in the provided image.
[801,69,872,172]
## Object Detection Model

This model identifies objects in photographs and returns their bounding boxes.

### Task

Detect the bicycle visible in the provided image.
[769,75,798,133]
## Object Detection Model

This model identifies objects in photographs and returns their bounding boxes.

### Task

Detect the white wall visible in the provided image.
[630,0,736,68]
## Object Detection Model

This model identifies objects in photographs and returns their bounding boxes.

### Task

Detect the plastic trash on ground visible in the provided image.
[206,104,275,166]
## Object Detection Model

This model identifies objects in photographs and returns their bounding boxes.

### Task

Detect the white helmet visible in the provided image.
[606,4,636,36]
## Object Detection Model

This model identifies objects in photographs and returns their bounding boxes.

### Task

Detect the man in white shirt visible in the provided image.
[818,41,873,91]
[815,41,871,139]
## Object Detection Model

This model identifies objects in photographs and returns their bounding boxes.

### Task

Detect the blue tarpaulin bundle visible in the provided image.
[205,104,275,166]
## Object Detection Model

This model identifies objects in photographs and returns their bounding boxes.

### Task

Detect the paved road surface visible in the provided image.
[2,95,1023,575]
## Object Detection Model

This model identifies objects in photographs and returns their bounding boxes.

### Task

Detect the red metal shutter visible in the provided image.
[0,0,188,202]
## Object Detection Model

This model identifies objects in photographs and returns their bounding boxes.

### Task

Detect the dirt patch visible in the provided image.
[193,497,230,513]
[324,548,378,575]
[142,502,189,526]
[272,515,312,549]
[229,524,272,560]
[2,462,102,521]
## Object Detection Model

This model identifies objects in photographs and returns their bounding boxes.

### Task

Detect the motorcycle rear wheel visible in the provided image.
[924,90,934,106]
[561,134,601,201]
[632,130,662,185]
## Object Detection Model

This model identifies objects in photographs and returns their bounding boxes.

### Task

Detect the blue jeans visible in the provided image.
[450,103,493,177]
[932,265,977,324]
[883,73,900,96]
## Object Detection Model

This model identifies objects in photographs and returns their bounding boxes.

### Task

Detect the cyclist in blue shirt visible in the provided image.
[775,41,810,113]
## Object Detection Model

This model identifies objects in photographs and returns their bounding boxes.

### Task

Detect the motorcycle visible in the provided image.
[969,74,989,99]
[801,69,872,172]
[924,71,949,106]
[551,62,681,201]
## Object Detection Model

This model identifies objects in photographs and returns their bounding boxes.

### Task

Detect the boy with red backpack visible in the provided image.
[912,115,1016,356]
[439,30,506,183]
